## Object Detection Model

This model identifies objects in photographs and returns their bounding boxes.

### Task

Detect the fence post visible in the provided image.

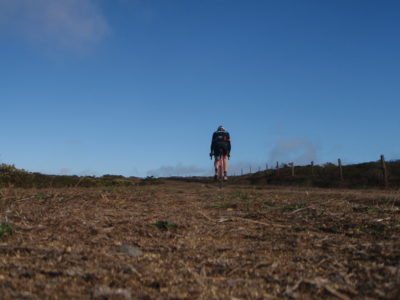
[276,161,279,175]
[338,159,343,181]
[291,162,295,177]
[311,161,314,177]
[381,155,388,188]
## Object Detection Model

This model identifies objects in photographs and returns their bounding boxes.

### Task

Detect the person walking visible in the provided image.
[210,125,231,180]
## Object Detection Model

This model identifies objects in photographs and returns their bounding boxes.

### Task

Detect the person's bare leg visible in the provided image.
[223,156,228,175]
[214,158,218,178]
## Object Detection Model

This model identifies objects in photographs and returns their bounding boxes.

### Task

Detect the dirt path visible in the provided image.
[0,182,399,299]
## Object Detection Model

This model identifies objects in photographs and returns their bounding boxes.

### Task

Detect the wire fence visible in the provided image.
[229,155,397,188]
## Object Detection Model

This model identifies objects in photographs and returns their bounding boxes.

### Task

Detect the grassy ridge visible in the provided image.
[1,160,399,188]
[233,160,400,188]
[169,160,400,188]
[0,164,145,188]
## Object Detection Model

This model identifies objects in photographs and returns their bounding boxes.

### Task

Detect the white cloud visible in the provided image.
[79,169,98,176]
[147,163,207,177]
[59,168,72,175]
[0,0,110,51]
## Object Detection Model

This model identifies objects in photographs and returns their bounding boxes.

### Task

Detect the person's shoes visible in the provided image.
[223,176,228,181]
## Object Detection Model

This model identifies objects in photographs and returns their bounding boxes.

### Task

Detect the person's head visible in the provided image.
[217,125,225,132]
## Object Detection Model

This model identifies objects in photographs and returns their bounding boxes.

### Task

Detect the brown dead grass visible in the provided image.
[0,181,399,299]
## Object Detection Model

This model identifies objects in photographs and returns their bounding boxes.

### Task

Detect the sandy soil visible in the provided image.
[0,181,399,299]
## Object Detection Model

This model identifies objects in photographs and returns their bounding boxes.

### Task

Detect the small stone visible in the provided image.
[118,245,143,257]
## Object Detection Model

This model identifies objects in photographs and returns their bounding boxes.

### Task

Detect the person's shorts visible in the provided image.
[213,143,229,157]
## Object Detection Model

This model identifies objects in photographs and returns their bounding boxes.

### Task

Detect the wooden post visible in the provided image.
[311,161,314,177]
[338,159,343,181]
[381,155,388,188]
[291,162,295,177]
[276,161,279,175]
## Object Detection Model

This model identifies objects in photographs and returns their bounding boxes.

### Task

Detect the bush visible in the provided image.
[0,164,138,188]
[0,223,13,239]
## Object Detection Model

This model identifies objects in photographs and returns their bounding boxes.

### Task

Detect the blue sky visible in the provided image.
[1,0,399,177]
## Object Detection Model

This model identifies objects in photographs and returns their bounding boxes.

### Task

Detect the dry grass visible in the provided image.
[0,181,399,299]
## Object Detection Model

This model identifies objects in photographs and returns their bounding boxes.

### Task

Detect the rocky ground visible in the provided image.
[0,180,399,299]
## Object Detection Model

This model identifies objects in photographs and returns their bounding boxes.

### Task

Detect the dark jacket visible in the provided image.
[211,130,231,153]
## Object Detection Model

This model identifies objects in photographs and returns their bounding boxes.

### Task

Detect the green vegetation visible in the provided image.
[292,226,306,232]
[0,223,13,239]
[34,192,50,199]
[154,220,178,231]
[229,191,250,200]
[209,202,237,209]
[262,200,275,208]
[367,207,385,215]
[283,203,306,211]
[0,164,142,188]
[358,222,387,235]
[317,225,337,234]
[139,176,163,185]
